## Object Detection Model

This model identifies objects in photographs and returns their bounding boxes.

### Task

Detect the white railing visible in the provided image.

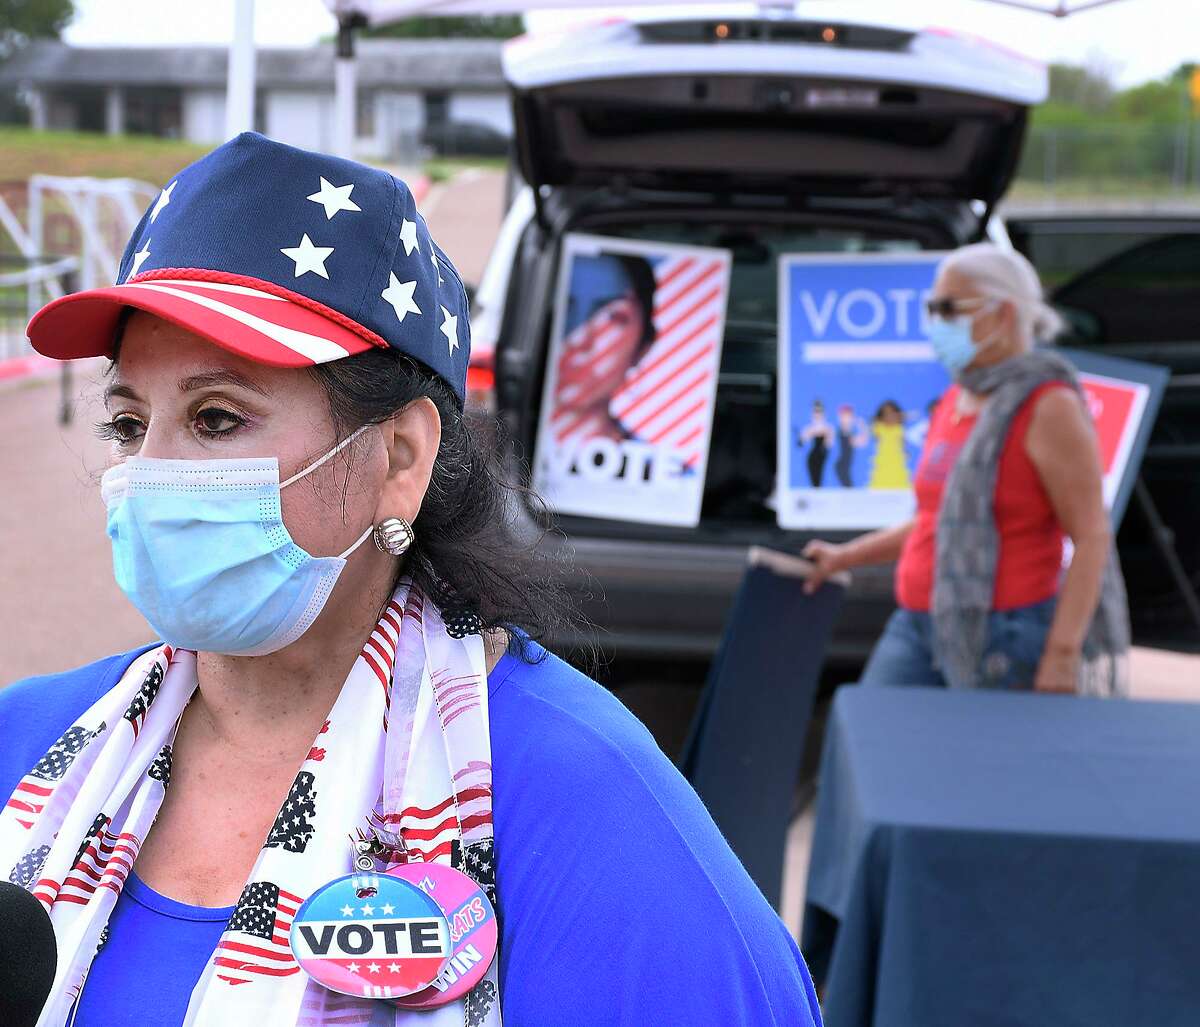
[0,175,154,363]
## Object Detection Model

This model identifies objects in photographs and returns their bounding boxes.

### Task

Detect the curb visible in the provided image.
[0,352,58,386]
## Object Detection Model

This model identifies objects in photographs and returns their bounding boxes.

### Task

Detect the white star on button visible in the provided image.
[380,903,395,915]
[367,963,381,974]
[381,273,421,323]
[388,963,401,973]
[150,180,176,223]
[399,219,418,256]
[280,234,333,279]
[440,306,460,357]
[340,904,355,917]
[347,962,360,973]
[129,239,151,278]
[307,177,361,219]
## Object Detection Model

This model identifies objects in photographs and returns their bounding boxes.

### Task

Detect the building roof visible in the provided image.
[0,39,505,91]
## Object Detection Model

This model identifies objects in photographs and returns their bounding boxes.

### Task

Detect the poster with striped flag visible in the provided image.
[532,233,731,527]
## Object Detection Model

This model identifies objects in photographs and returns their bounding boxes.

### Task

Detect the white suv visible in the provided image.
[470,14,1043,661]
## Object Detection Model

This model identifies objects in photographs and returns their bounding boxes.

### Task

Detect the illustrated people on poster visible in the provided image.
[549,253,658,443]
[798,399,836,487]
[834,404,869,487]
[868,399,912,490]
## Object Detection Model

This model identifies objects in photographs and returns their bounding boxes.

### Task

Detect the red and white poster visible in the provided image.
[1077,371,1151,511]
[532,233,731,527]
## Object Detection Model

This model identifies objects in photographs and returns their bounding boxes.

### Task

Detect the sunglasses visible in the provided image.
[925,296,993,321]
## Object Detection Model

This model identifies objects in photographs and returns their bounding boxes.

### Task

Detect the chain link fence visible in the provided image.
[1013,123,1200,206]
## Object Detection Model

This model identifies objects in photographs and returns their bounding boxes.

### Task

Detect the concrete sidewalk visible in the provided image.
[0,368,152,684]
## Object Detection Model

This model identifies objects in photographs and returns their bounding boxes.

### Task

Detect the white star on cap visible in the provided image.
[307,177,361,219]
[129,239,152,278]
[440,305,460,357]
[280,234,333,279]
[399,219,418,256]
[381,273,421,323]
[150,180,176,223]
[430,249,443,285]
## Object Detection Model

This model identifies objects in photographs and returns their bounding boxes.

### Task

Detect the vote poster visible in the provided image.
[777,252,950,530]
[532,233,731,527]
[1062,348,1168,528]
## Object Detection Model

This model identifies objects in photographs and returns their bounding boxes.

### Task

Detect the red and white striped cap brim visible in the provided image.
[27,270,388,367]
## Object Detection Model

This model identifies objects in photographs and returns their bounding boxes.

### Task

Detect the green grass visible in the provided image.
[0,127,208,185]
[1009,177,1200,206]
[422,155,509,184]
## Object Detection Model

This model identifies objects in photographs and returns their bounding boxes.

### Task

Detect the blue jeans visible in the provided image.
[860,599,1056,690]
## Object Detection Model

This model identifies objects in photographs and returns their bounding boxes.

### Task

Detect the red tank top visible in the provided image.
[895,381,1069,612]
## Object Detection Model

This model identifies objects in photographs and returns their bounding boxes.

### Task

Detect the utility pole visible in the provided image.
[225,0,257,139]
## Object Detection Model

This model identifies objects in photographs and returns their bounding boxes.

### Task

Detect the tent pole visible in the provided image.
[334,14,365,159]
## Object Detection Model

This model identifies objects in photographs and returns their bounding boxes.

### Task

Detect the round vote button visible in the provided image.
[385,862,498,1009]
[290,872,451,999]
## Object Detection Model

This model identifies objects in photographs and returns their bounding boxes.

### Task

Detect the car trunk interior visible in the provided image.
[511,74,1028,210]
[506,196,963,546]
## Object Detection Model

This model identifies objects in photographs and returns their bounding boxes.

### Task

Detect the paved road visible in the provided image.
[0,169,509,686]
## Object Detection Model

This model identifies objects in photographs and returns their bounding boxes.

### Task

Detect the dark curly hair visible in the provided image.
[308,347,581,662]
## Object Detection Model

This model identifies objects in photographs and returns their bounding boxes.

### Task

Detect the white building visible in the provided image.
[0,39,512,161]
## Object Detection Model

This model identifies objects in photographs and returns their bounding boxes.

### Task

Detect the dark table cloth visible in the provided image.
[802,685,1200,1027]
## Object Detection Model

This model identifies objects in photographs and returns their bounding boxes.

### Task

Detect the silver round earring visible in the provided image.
[373,517,415,557]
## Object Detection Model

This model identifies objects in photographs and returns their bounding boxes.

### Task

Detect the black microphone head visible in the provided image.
[0,881,57,1027]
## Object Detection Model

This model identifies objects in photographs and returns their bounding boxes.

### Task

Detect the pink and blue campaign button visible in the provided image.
[386,862,498,1009]
[289,872,451,998]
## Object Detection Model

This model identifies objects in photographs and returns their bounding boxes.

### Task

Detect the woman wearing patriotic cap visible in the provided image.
[0,134,821,1026]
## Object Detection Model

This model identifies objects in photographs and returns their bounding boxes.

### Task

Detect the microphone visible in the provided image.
[0,882,57,1027]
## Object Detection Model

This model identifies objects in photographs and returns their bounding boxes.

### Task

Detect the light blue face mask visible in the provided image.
[927,304,999,377]
[100,427,373,656]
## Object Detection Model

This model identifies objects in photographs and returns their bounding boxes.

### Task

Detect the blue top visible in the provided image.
[1,644,821,1026]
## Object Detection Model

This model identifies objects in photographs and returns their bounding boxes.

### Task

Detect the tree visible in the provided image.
[0,0,74,59]
[1046,59,1116,113]
[1115,64,1196,123]
[363,15,523,40]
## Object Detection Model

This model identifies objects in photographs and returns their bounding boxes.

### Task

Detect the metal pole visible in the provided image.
[59,268,79,425]
[334,15,364,159]
[225,0,257,139]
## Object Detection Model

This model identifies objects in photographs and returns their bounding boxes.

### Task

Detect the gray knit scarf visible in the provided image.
[932,348,1131,696]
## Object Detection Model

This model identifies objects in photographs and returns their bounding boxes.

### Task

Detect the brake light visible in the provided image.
[466,357,496,416]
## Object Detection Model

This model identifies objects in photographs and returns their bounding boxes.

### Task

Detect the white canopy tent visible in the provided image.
[227,0,1136,157]
[324,0,1131,20]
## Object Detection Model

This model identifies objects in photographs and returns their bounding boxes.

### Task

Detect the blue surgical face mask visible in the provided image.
[927,304,999,377]
[100,427,373,656]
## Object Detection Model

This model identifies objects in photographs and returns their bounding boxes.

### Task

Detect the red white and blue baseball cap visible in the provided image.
[27,132,471,402]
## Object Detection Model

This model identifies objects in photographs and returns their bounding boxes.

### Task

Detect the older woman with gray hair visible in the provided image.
[806,243,1129,695]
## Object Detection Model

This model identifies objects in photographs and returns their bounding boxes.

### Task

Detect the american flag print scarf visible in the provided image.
[0,582,502,1027]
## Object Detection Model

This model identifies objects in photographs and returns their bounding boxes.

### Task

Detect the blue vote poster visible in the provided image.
[777,252,950,530]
